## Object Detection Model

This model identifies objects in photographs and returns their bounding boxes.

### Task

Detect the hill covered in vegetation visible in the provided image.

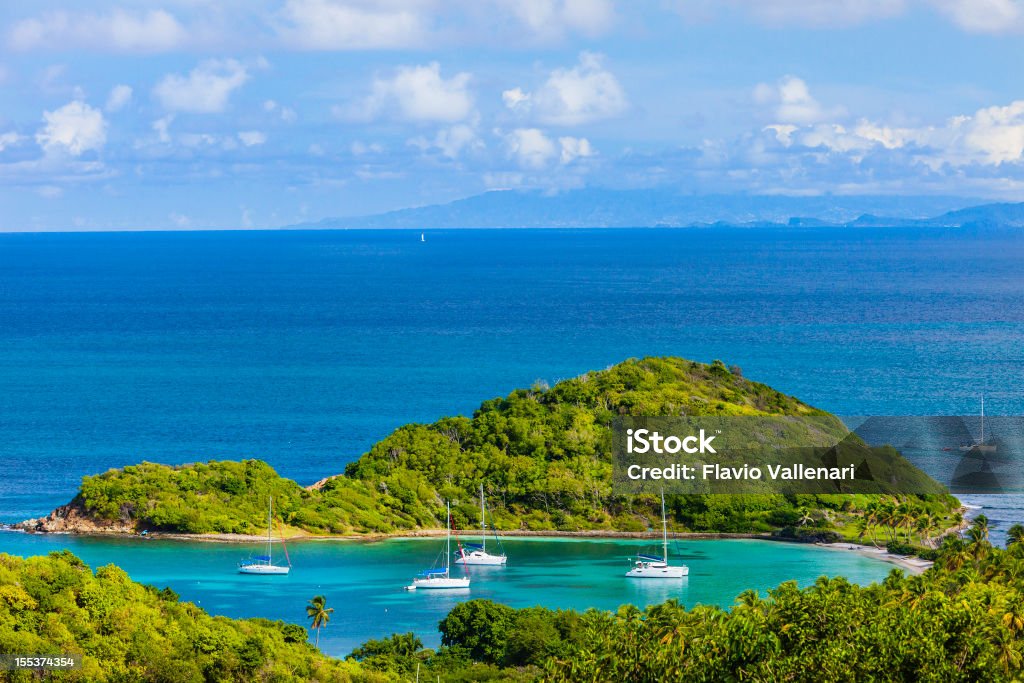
[20,357,955,538]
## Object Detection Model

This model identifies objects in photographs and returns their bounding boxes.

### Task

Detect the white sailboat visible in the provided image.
[455,484,507,566]
[626,490,688,579]
[960,395,997,453]
[406,501,471,590]
[238,497,291,575]
[420,232,426,242]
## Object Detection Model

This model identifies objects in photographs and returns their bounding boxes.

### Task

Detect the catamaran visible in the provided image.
[238,496,291,575]
[406,501,471,590]
[455,484,507,566]
[626,490,688,579]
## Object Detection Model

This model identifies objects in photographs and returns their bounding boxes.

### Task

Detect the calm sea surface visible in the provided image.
[1,227,1023,651]
[0,532,895,654]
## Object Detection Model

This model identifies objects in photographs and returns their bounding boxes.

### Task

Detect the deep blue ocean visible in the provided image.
[2,227,1023,529]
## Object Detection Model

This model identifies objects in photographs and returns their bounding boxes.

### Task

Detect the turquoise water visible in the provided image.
[0,532,894,656]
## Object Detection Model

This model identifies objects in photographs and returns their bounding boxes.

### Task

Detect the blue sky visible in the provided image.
[1,0,1024,231]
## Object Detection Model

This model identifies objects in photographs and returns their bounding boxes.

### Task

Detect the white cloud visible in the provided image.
[502,87,530,111]
[105,85,133,113]
[409,123,483,158]
[506,52,627,126]
[496,0,615,39]
[558,135,594,163]
[350,62,473,123]
[0,131,22,152]
[277,0,428,49]
[957,100,1024,164]
[505,128,557,168]
[8,9,186,52]
[153,59,249,114]
[238,130,268,147]
[37,185,63,198]
[263,100,297,123]
[36,101,107,156]
[152,116,173,144]
[754,76,842,125]
[928,0,1024,33]
[351,141,385,155]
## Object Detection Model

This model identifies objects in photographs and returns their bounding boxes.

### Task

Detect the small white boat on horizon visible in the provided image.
[406,501,470,590]
[626,490,688,579]
[455,484,507,566]
[959,395,997,454]
[239,496,292,575]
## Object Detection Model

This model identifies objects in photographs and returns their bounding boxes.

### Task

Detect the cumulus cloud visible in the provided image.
[105,85,133,112]
[496,0,615,39]
[263,100,297,123]
[154,59,249,114]
[754,76,841,125]
[957,100,1024,164]
[8,9,186,52]
[504,128,556,168]
[558,135,594,163]
[348,62,473,123]
[277,0,428,49]
[504,52,627,126]
[929,0,1024,33]
[0,131,22,152]
[503,128,593,168]
[36,101,107,156]
[410,124,483,158]
[238,130,268,147]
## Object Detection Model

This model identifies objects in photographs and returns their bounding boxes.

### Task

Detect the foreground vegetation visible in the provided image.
[38,357,957,538]
[0,551,373,682]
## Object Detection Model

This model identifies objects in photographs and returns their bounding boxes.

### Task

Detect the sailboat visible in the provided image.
[420,232,426,242]
[626,490,688,578]
[455,484,507,566]
[238,496,291,575]
[406,501,470,590]
[960,396,997,454]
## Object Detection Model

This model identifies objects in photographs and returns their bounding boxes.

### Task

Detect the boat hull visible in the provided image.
[238,564,290,575]
[455,551,507,566]
[625,564,688,578]
[407,577,471,590]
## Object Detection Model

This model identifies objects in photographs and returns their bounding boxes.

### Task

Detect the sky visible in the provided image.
[1,0,1024,231]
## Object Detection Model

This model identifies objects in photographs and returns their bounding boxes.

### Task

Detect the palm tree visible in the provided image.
[797,508,814,527]
[306,595,334,648]
[1008,523,1024,546]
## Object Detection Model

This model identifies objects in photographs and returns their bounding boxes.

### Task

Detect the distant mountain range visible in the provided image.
[287,189,1024,230]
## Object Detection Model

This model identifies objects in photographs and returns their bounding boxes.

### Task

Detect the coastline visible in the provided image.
[2,525,933,574]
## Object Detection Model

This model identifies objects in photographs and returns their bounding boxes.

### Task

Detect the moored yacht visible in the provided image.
[455,484,507,566]
[406,501,471,590]
[626,490,688,579]
[238,497,291,575]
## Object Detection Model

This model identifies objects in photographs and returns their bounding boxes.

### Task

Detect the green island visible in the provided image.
[20,357,957,546]
[4,517,1024,681]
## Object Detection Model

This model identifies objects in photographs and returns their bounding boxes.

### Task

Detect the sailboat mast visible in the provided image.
[445,500,451,575]
[661,490,668,563]
[981,395,985,445]
[480,483,486,552]
[267,496,273,564]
